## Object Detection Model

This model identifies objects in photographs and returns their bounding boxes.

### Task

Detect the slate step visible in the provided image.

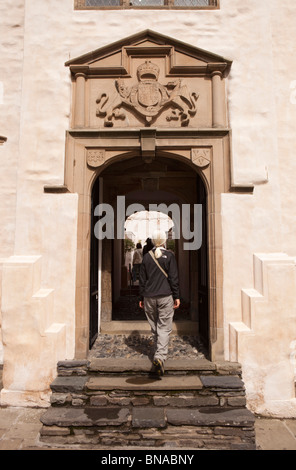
[88,357,216,373]
[41,405,255,428]
[40,406,256,449]
[86,375,203,391]
[49,370,247,411]
[41,406,130,427]
[50,374,203,393]
[40,358,255,449]
[57,357,240,375]
[50,372,245,394]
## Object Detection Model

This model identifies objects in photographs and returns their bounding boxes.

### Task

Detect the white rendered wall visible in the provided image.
[0,0,296,412]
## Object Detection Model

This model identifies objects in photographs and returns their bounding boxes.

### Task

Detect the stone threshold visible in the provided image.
[89,357,214,373]
[58,357,241,374]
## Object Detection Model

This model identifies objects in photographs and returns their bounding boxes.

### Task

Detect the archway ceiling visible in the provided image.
[100,155,199,205]
[101,155,195,176]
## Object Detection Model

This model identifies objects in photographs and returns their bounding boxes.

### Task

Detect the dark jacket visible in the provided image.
[139,248,180,301]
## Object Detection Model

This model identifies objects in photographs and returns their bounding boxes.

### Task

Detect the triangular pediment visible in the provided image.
[65,29,232,77]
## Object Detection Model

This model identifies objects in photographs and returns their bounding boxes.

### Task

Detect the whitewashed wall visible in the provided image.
[0,0,296,412]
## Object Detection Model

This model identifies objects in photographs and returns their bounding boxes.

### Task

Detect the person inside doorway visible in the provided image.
[139,229,180,376]
[132,242,143,283]
[142,237,154,256]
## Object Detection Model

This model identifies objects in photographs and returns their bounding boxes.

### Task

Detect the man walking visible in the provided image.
[139,229,180,376]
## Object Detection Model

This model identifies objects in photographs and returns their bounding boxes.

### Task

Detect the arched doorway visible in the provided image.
[63,31,233,362]
[89,155,209,354]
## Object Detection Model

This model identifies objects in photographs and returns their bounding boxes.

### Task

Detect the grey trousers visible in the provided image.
[144,295,174,363]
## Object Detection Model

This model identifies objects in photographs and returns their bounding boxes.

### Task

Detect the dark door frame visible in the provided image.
[89,158,210,351]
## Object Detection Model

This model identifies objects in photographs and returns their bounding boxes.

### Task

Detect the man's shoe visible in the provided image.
[153,358,165,376]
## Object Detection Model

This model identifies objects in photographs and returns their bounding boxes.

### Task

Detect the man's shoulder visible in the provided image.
[159,249,176,260]
[164,248,174,255]
[143,248,175,259]
[158,249,168,259]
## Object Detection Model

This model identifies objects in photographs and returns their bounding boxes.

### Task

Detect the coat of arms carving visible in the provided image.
[86,149,105,167]
[96,60,199,127]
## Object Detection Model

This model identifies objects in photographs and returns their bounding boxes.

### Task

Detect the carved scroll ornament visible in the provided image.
[96,60,199,127]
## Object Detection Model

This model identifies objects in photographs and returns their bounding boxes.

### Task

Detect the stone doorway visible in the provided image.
[89,155,209,357]
[62,30,233,361]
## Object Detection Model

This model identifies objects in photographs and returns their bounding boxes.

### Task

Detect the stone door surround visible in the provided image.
[61,128,232,361]
[44,31,252,360]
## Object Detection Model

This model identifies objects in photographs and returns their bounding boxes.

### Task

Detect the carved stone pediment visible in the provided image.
[96,61,199,127]
[66,30,232,129]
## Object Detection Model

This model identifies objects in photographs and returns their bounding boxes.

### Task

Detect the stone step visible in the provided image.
[41,405,255,428]
[50,372,245,394]
[88,357,216,373]
[86,375,203,391]
[57,358,241,375]
[41,358,254,449]
[51,375,86,391]
[41,406,130,428]
[40,405,256,449]
[49,369,247,412]
[50,374,204,394]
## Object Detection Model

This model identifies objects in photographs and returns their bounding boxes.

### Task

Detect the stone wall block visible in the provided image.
[229,253,296,417]
[0,256,67,407]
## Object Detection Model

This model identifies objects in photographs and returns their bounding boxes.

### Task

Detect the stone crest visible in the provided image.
[96,60,199,127]
[86,149,105,167]
[191,148,211,168]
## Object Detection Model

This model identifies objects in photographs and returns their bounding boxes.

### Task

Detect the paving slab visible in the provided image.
[0,407,45,450]
[86,375,203,391]
[255,418,296,450]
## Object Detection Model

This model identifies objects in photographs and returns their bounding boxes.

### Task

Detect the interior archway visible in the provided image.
[114,210,176,322]
[123,209,175,286]
[90,154,209,355]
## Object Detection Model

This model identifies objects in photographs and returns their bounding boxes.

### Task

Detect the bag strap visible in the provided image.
[149,250,168,278]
